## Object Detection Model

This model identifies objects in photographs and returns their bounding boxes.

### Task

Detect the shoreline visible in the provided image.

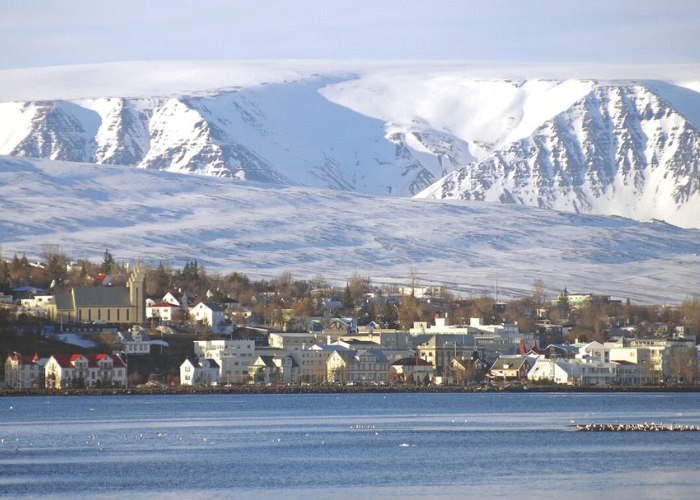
[2,384,700,397]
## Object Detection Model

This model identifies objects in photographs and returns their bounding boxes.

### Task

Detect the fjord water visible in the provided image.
[2,393,700,499]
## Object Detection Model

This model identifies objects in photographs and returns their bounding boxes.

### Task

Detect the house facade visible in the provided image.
[489,356,532,381]
[117,330,152,355]
[391,357,434,384]
[193,339,255,384]
[189,301,226,328]
[163,291,194,309]
[528,356,582,385]
[44,354,126,388]
[249,355,296,384]
[4,352,43,389]
[180,358,220,386]
[326,349,390,384]
[146,302,179,323]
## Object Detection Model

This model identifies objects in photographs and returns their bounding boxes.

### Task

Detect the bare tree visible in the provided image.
[532,279,546,311]
[671,348,697,384]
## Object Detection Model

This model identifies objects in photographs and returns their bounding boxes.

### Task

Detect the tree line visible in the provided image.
[2,246,700,337]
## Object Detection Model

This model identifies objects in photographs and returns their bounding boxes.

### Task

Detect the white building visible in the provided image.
[44,354,126,388]
[528,356,582,385]
[117,330,152,355]
[180,358,220,386]
[288,349,332,383]
[249,355,296,384]
[194,339,255,384]
[163,291,194,309]
[268,332,323,350]
[4,352,43,389]
[146,302,179,323]
[189,301,226,328]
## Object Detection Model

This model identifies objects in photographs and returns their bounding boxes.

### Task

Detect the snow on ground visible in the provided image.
[56,334,97,348]
[1,156,699,304]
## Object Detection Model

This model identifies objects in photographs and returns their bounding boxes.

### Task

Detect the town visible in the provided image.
[1,249,699,390]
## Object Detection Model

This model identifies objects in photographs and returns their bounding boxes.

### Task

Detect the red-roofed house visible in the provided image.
[163,291,194,310]
[44,353,126,388]
[146,302,179,323]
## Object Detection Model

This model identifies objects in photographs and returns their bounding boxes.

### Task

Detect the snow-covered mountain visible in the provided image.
[2,156,700,304]
[416,82,700,228]
[1,61,700,224]
[0,77,458,196]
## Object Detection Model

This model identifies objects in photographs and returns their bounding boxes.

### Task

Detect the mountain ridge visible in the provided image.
[1,63,700,225]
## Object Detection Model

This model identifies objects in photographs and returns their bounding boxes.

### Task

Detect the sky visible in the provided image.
[0,0,699,70]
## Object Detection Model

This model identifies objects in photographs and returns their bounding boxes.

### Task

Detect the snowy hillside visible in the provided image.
[1,156,700,304]
[1,61,700,218]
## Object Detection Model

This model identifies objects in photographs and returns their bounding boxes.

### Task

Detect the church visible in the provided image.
[46,263,147,325]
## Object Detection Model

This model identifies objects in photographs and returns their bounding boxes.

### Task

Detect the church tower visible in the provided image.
[127,262,147,323]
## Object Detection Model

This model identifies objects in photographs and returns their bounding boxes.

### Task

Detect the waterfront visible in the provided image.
[2,392,700,499]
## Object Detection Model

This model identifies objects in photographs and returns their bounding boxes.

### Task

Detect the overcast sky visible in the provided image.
[1,0,699,69]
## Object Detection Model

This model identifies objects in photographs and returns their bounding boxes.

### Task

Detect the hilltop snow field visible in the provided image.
[1,156,699,304]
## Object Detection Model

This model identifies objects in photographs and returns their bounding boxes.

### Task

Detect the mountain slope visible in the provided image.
[1,156,700,304]
[416,83,700,228]
[0,78,458,196]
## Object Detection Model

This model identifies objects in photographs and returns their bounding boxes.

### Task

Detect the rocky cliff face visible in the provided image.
[416,84,700,227]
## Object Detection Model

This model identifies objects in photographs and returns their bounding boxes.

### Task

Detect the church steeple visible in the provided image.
[127,262,147,323]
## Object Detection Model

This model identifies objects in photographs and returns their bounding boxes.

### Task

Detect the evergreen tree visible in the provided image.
[46,254,66,286]
[0,261,11,293]
[556,287,570,312]
[380,301,398,328]
[79,261,88,280]
[341,284,354,313]
[99,249,115,274]
[152,262,170,297]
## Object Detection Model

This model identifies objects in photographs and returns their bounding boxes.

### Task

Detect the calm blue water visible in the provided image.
[2,392,700,499]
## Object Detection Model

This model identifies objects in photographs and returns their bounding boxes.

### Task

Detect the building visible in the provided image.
[288,349,331,384]
[489,356,533,381]
[180,358,220,386]
[326,349,390,384]
[4,352,43,389]
[249,355,296,384]
[390,357,434,384]
[193,339,255,384]
[268,332,323,350]
[528,356,582,385]
[44,354,126,388]
[146,302,180,323]
[163,291,195,309]
[46,263,147,325]
[415,334,482,374]
[117,329,152,355]
[189,301,226,328]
